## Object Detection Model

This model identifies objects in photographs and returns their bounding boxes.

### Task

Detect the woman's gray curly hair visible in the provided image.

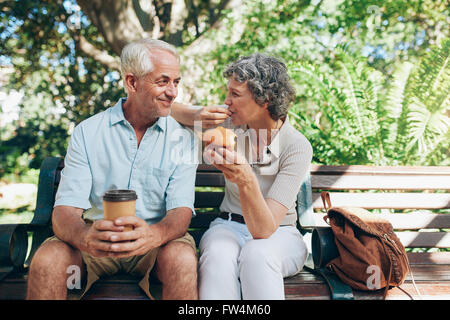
[223,53,296,120]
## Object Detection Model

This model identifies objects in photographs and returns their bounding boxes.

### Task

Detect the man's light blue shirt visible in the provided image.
[55,98,198,225]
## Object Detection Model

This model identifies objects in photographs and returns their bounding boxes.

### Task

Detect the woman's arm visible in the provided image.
[235,171,288,238]
[205,147,288,239]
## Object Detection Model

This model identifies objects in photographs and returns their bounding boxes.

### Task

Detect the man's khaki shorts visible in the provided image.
[42,231,196,300]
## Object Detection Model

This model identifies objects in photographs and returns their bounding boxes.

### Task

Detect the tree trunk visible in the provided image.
[77,0,151,55]
[75,0,243,102]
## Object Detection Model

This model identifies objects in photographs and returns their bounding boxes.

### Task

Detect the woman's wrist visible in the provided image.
[236,166,258,188]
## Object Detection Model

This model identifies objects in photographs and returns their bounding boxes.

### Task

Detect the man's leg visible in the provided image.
[26,238,85,300]
[155,241,198,300]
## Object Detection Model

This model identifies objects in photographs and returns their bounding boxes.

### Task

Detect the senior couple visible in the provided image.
[26,38,312,300]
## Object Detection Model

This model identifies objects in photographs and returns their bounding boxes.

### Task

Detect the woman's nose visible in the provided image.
[224,95,231,107]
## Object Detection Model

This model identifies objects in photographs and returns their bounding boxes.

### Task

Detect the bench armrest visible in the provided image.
[0,157,63,278]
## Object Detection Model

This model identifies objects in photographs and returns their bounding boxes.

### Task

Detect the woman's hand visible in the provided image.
[203,145,255,186]
[195,105,232,128]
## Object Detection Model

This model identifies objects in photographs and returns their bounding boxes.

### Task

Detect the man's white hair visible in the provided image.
[120,38,179,81]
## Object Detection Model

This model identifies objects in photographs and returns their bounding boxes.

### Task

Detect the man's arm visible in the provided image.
[151,207,193,245]
[171,102,231,128]
[52,205,88,250]
[52,205,126,257]
[170,102,201,127]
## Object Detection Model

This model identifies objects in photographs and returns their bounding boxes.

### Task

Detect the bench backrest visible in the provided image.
[309,165,450,250]
[194,164,450,250]
[41,159,450,250]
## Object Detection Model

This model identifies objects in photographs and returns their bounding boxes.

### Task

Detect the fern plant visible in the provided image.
[395,39,450,165]
[289,39,449,166]
[289,46,387,164]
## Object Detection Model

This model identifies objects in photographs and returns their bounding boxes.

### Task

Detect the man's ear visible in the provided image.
[124,73,138,93]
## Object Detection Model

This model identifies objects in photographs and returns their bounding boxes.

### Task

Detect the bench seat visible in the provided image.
[1,252,449,300]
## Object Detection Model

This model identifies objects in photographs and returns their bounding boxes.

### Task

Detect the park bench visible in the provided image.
[0,157,449,300]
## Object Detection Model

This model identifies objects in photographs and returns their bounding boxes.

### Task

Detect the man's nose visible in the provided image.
[166,82,177,98]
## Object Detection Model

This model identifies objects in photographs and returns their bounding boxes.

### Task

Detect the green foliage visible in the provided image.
[288,40,449,165]
[0,0,122,177]
[0,0,449,180]
[187,0,449,166]
[400,39,450,164]
[288,46,386,164]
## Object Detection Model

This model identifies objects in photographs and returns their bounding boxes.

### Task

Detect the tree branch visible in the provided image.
[131,0,155,32]
[76,35,121,71]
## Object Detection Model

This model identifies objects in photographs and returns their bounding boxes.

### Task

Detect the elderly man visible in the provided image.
[26,39,198,300]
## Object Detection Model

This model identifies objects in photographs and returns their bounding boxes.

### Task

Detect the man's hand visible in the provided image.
[81,216,161,258]
[80,219,124,258]
[105,216,163,258]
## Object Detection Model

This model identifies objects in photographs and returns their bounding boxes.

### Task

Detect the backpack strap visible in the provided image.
[321,191,332,211]
[314,267,354,300]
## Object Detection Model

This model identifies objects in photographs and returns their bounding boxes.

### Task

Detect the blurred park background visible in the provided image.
[0,0,449,224]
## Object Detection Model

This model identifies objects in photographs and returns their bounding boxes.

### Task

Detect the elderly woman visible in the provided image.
[171,53,312,300]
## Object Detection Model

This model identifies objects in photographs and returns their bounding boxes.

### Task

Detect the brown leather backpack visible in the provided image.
[321,192,411,295]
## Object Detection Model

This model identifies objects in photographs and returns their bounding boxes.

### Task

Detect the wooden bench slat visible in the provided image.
[312,192,450,209]
[403,265,450,281]
[197,164,221,172]
[199,164,450,175]
[385,283,450,300]
[284,262,450,286]
[194,192,225,208]
[300,212,450,230]
[384,213,450,230]
[195,173,225,187]
[396,231,450,248]
[309,165,450,175]
[311,175,450,190]
[407,252,450,265]
[285,263,450,300]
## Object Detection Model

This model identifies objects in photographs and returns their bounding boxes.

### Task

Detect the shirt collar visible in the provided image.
[110,98,127,126]
[109,98,165,132]
[244,115,289,160]
[266,115,289,159]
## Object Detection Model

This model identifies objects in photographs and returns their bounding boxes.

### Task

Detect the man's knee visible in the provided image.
[29,239,82,277]
[157,241,197,279]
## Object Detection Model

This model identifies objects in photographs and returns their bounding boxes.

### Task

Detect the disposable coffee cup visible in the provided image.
[102,189,138,232]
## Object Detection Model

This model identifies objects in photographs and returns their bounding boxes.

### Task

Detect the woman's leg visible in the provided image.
[238,226,308,300]
[198,223,243,299]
